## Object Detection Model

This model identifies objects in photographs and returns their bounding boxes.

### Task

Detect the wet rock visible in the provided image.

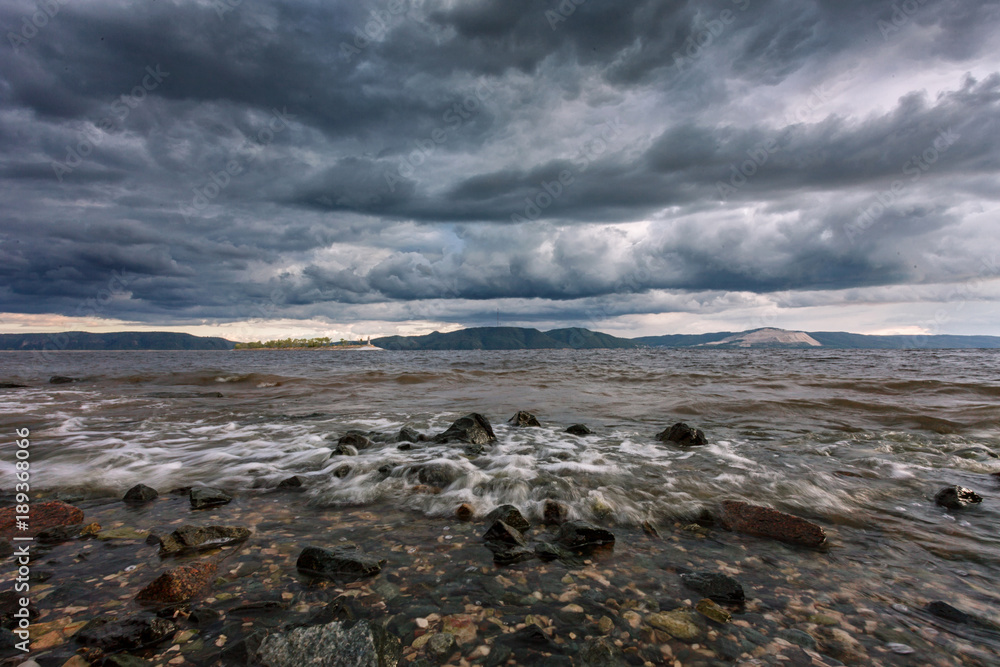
[0,500,84,538]
[554,521,615,549]
[411,463,461,487]
[256,619,400,667]
[646,611,700,641]
[542,500,568,525]
[396,442,412,451]
[680,572,746,604]
[337,432,373,450]
[0,383,27,389]
[433,413,496,445]
[505,624,553,649]
[157,525,251,555]
[718,500,827,547]
[277,475,303,489]
[396,426,424,443]
[695,598,731,623]
[332,444,359,456]
[96,527,149,541]
[49,375,80,384]
[187,608,222,625]
[934,486,982,510]
[777,628,817,650]
[100,655,154,667]
[36,524,83,544]
[925,600,971,624]
[953,446,998,459]
[135,562,218,605]
[508,411,541,427]
[189,487,232,510]
[655,422,707,447]
[76,615,178,652]
[455,503,474,521]
[427,632,456,662]
[333,464,352,478]
[123,484,158,504]
[483,520,527,547]
[485,504,530,531]
[578,636,622,666]
[566,424,593,436]
[297,544,385,579]
[490,544,536,565]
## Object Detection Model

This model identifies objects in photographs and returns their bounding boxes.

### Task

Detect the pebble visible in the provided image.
[415,618,429,629]
[891,604,909,614]
[887,642,915,654]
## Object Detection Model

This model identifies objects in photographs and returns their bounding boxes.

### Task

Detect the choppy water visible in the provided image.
[2,348,1000,663]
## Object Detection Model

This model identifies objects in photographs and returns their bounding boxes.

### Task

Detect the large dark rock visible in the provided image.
[49,375,80,384]
[554,521,615,549]
[656,422,707,447]
[485,505,530,531]
[483,520,528,547]
[433,413,496,445]
[410,463,462,487]
[934,486,982,510]
[566,424,593,436]
[332,444,359,456]
[156,525,251,555]
[76,615,178,652]
[256,619,400,667]
[123,484,158,504]
[680,572,746,604]
[0,500,84,538]
[925,601,971,624]
[542,500,568,525]
[508,411,541,427]
[189,487,232,509]
[396,426,424,443]
[336,433,373,450]
[277,475,304,489]
[0,383,27,389]
[135,562,218,605]
[297,544,385,579]
[718,500,827,548]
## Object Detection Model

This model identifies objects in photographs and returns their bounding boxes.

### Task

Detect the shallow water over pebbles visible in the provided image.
[1,348,999,664]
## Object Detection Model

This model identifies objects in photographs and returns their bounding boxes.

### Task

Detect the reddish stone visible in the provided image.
[0,501,84,538]
[135,561,217,604]
[718,500,826,548]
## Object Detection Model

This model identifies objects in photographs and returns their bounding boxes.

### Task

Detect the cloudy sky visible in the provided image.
[1,0,999,341]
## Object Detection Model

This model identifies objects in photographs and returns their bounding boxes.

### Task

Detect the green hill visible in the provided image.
[372,327,639,350]
[0,332,235,351]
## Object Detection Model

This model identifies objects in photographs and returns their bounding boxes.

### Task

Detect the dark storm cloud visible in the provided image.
[1,0,998,329]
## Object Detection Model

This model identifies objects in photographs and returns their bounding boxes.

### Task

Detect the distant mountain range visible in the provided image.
[1,327,998,351]
[0,332,234,351]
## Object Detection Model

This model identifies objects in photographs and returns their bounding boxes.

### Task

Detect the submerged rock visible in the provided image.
[0,500,84,538]
[656,422,707,447]
[256,619,400,667]
[433,413,496,445]
[277,475,303,489]
[297,544,385,579]
[695,598,732,623]
[566,424,593,436]
[0,382,27,389]
[189,487,232,510]
[332,444,359,456]
[485,504,530,531]
[76,615,178,652]
[542,499,569,525]
[718,500,827,547]
[578,636,622,666]
[925,601,972,624]
[135,562,218,605]
[411,463,462,488]
[123,484,158,504]
[336,433,373,450]
[646,611,701,642]
[934,486,982,510]
[508,411,541,427]
[680,572,746,604]
[333,464,352,478]
[555,521,615,549]
[157,525,251,555]
[483,520,527,547]
[49,375,80,384]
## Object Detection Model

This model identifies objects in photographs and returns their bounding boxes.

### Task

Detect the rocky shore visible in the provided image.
[1,412,996,667]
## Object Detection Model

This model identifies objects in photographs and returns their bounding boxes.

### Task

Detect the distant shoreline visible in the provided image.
[233,344,382,351]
